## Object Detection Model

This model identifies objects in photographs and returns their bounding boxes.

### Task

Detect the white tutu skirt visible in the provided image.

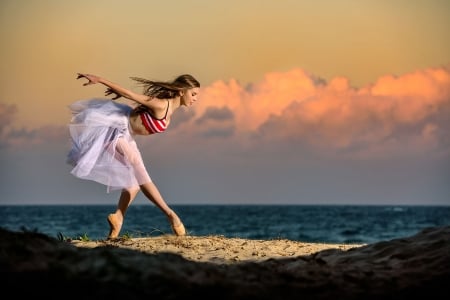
[67,99,152,192]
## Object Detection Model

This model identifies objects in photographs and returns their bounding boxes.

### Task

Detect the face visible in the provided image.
[181,87,200,106]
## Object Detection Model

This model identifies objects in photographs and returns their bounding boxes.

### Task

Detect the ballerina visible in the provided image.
[67,73,200,238]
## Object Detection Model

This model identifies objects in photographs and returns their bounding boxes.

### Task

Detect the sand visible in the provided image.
[71,235,363,264]
[1,226,449,299]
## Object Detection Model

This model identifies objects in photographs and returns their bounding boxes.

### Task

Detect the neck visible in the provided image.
[171,96,182,109]
[168,97,182,116]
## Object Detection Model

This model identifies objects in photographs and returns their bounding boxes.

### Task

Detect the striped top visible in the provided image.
[139,101,169,134]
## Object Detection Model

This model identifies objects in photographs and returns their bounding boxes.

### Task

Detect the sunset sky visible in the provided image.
[1,0,449,205]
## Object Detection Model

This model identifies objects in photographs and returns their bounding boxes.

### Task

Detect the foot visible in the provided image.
[172,222,186,236]
[107,213,123,239]
[168,211,186,236]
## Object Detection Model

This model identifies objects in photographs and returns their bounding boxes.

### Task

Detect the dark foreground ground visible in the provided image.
[1,226,449,299]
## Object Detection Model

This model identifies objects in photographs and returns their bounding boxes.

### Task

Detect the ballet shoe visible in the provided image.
[171,222,186,236]
[107,213,122,239]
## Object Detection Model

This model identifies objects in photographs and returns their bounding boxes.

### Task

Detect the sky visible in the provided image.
[0,0,449,205]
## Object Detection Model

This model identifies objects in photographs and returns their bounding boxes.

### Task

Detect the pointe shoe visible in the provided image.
[107,213,122,239]
[171,222,186,236]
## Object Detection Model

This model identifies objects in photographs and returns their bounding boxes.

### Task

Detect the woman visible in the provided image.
[67,73,200,239]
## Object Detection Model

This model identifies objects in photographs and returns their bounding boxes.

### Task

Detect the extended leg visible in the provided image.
[140,181,186,236]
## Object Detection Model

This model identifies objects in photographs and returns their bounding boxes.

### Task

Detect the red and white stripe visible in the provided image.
[140,112,168,134]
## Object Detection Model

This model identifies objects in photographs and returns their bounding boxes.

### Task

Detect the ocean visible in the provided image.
[1,204,449,244]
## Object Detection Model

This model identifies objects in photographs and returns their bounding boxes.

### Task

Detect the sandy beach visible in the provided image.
[1,226,449,299]
[71,234,363,264]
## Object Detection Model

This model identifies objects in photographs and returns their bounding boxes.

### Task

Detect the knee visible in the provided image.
[126,153,140,166]
[122,186,140,195]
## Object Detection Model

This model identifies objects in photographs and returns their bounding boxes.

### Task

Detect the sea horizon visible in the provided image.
[1,204,449,244]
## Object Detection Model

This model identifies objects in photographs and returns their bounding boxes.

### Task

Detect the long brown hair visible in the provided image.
[130,74,200,99]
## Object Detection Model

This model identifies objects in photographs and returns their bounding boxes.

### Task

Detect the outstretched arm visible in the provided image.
[77,73,150,104]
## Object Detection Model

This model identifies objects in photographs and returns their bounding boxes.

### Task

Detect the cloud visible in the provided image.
[0,102,17,129]
[184,65,450,159]
[195,106,235,138]
[0,102,18,149]
[2,66,449,205]
[193,69,318,132]
[0,102,68,148]
[3,65,450,160]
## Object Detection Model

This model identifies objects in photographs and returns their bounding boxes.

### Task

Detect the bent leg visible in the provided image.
[107,186,140,239]
[107,137,144,239]
[115,136,151,183]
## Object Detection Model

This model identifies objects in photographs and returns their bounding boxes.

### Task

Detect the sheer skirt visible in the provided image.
[67,99,152,192]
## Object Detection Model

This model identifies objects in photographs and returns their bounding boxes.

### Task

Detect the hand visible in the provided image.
[105,87,122,100]
[76,73,100,86]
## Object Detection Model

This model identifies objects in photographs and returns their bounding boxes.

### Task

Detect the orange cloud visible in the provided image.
[3,65,449,159]
[196,69,317,131]
[188,65,450,157]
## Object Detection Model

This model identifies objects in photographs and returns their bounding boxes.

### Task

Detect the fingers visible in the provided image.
[77,73,94,86]
[109,93,122,100]
[104,88,121,100]
[76,73,90,80]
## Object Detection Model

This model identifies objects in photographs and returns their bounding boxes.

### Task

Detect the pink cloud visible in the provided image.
[3,65,449,159]
[0,103,17,131]
[188,65,450,157]
[4,125,68,148]
[195,69,317,131]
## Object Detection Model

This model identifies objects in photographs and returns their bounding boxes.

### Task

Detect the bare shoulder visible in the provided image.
[141,98,165,109]
[140,98,170,118]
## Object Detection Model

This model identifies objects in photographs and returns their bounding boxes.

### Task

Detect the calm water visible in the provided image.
[1,205,449,244]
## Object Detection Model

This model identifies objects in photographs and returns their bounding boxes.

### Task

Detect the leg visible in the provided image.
[113,137,185,236]
[106,137,143,239]
[140,181,186,236]
[107,186,140,239]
